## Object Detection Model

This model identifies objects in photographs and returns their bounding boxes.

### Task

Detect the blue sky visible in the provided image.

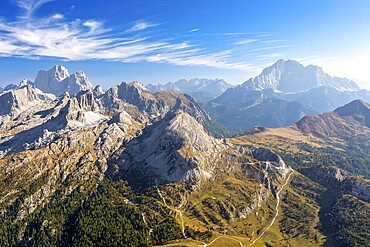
[0,0,370,89]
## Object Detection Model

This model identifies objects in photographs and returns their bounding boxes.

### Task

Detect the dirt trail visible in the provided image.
[155,169,293,247]
[156,184,187,238]
[248,169,294,246]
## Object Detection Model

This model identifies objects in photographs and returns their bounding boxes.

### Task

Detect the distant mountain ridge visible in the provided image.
[204,99,317,132]
[295,99,370,138]
[207,59,370,131]
[243,59,360,93]
[146,78,233,102]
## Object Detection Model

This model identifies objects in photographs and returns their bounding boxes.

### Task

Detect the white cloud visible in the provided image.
[13,0,55,19]
[251,44,295,51]
[261,39,285,44]
[188,28,199,33]
[83,20,102,31]
[0,0,264,73]
[125,21,158,32]
[234,39,258,45]
[256,53,283,60]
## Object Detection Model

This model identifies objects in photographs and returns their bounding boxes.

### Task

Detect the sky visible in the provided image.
[0,0,370,89]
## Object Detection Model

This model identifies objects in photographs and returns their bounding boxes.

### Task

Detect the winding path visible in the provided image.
[156,184,187,238]
[248,169,294,246]
[155,169,293,247]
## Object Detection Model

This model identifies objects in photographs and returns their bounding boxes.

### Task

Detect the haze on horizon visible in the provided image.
[0,0,369,89]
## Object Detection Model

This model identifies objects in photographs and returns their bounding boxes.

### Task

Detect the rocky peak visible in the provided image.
[334,99,370,116]
[334,99,370,128]
[19,78,34,87]
[34,65,69,90]
[123,110,225,186]
[93,85,104,97]
[53,65,70,81]
[69,91,98,111]
[48,91,104,130]
[0,85,38,116]
[34,65,93,96]
[242,59,360,93]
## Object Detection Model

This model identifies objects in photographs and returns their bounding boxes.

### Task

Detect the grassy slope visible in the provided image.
[232,130,370,247]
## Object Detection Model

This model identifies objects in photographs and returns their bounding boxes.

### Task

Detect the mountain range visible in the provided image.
[243,59,359,92]
[0,63,369,246]
[3,60,370,134]
[146,78,233,102]
[204,59,370,132]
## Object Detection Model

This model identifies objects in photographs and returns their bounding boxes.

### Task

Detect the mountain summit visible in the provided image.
[242,59,360,93]
[295,99,370,138]
[34,65,94,96]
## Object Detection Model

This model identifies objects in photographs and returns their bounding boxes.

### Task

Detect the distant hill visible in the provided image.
[295,99,370,138]
[236,99,370,178]
[203,99,317,133]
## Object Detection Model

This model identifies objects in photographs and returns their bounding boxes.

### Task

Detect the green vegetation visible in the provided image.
[331,194,370,247]
[0,180,182,247]
[233,132,370,247]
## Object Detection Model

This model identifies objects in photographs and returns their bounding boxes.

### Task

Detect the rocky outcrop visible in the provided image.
[34,65,93,96]
[122,110,228,186]
[0,85,38,116]
[346,177,370,203]
[48,90,105,129]
[99,81,232,137]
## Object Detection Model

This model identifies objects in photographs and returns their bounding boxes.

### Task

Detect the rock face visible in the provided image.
[122,110,227,185]
[0,85,39,116]
[100,81,233,137]
[243,59,360,93]
[34,65,93,96]
[49,91,105,129]
[147,78,233,102]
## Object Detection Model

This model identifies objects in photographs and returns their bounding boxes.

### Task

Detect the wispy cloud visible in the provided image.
[125,21,159,32]
[256,53,283,60]
[13,0,54,19]
[294,55,335,65]
[223,32,248,36]
[251,44,295,52]
[0,0,286,73]
[261,39,286,44]
[256,33,273,37]
[234,38,258,45]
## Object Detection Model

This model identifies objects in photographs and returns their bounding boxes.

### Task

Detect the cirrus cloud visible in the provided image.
[0,0,269,72]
